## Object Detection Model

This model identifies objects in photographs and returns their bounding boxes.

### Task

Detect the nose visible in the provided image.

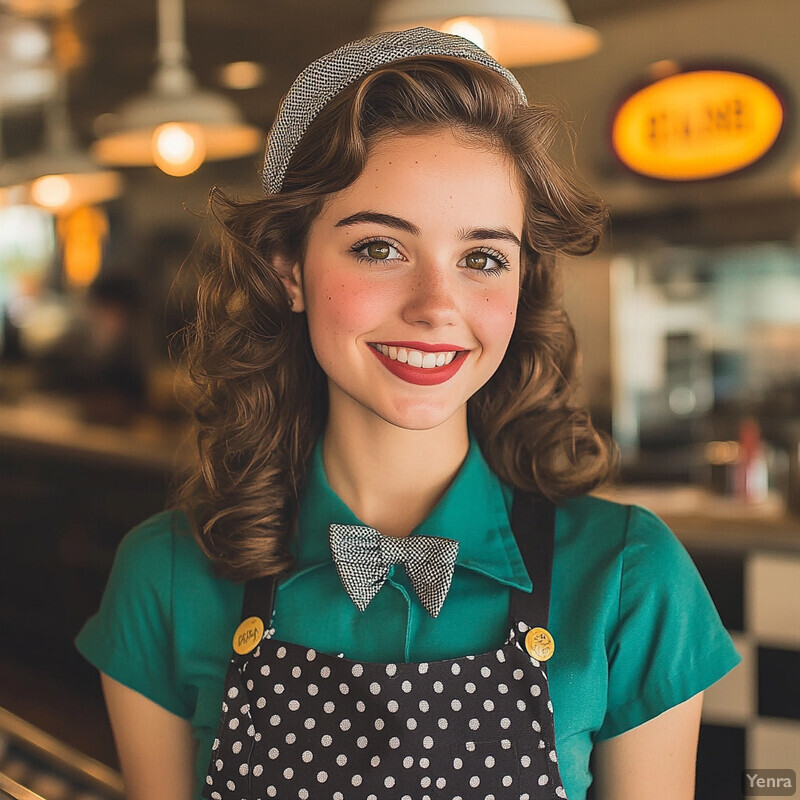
[400,264,459,329]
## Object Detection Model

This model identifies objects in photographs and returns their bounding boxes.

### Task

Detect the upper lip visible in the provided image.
[370,341,465,352]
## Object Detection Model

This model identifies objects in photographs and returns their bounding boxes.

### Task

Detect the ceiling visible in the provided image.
[0,0,682,157]
[2,0,798,237]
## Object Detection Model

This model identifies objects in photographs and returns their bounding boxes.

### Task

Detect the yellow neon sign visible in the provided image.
[612,70,784,181]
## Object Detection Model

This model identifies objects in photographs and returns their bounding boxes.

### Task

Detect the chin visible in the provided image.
[327,380,469,433]
[375,402,467,433]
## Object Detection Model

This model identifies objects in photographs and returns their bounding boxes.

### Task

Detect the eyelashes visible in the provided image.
[349,236,512,276]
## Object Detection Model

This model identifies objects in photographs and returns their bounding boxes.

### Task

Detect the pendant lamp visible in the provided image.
[0,14,57,107]
[0,0,80,15]
[0,72,121,214]
[92,0,261,176]
[370,0,600,66]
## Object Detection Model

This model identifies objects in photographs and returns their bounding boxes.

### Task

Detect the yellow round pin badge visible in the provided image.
[524,627,555,661]
[233,616,264,655]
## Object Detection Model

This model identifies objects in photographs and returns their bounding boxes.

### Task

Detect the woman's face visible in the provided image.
[285,129,524,433]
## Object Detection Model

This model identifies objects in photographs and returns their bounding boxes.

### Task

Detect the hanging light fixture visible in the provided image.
[370,0,600,66]
[92,0,261,176]
[0,0,80,16]
[0,14,57,107]
[0,71,122,214]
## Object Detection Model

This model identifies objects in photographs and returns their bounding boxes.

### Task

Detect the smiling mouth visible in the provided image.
[368,343,459,369]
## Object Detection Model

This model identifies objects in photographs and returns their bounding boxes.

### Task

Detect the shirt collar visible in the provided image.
[287,433,531,592]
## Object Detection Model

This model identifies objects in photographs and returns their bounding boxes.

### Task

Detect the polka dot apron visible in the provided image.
[203,492,568,800]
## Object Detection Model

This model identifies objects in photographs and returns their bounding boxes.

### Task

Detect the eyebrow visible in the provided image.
[335,211,521,248]
[460,226,522,248]
[335,211,419,235]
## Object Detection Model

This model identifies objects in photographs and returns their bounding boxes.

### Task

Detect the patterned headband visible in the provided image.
[262,26,528,194]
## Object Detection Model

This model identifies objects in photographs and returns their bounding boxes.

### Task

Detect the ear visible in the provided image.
[272,253,305,313]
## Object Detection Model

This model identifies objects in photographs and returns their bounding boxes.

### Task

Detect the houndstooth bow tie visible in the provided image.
[329,524,459,618]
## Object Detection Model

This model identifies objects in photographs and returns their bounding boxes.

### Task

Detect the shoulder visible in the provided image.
[101,510,183,603]
[547,493,740,742]
[114,508,201,567]
[557,494,686,562]
[107,508,219,604]
[116,509,185,558]
[553,494,702,630]
[108,511,176,592]
[557,494,725,618]
[556,493,632,535]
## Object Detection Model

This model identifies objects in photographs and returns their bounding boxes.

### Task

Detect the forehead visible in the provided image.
[316,130,524,230]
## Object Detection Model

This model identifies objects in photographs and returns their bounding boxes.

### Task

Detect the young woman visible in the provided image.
[77,27,740,800]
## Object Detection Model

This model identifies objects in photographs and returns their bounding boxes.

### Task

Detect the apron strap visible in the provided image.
[241,574,277,624]
[509,489,555,628]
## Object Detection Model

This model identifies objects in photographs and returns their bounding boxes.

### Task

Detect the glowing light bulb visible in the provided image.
[219,61,266,90]
[31,174,72,209]
[441,18,486,50]
[152,122,206,176]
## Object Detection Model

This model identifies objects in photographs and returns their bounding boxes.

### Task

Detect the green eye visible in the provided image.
[366,242,391,259]
[465,253,488,270]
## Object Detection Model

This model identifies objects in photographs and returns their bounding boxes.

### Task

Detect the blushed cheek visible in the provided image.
[307,274,389,339]
[476,290,519,354]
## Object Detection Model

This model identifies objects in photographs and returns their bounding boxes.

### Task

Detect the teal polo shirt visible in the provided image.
[76,434,740,800]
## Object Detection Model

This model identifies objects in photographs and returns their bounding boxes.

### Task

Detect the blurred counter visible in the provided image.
[0,394,191,472]
[599,484,800,552]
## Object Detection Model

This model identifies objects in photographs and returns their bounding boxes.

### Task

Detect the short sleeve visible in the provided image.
[75,510,193,718]
[595,505,741,740]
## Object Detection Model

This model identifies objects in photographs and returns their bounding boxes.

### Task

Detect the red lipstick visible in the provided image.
[368,344,468,386]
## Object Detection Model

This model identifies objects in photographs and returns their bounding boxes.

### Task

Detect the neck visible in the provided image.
[322,398,469,538]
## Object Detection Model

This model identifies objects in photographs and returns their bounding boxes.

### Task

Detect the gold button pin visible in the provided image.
[525,627,555,661]
[233,616,264,655]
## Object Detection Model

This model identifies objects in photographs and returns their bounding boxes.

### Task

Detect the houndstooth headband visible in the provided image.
[262,26,528,194]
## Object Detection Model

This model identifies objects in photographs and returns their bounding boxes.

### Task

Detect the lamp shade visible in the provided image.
[91,83,262,168]
[0,15,56,107]
[0,68,123,213]
[0,148,122,212]
[92,0,261,174]
[0,0,80,15]
[371,0,600,66]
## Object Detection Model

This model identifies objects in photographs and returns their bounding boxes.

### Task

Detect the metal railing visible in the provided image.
[0,707,123,800]
[0,772,46,800]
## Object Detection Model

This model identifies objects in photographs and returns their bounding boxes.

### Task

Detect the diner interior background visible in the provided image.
[1,1,800,799]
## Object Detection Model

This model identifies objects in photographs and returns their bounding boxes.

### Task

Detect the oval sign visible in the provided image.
[612,70,784,181]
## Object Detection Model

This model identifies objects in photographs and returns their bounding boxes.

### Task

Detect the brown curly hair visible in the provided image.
[175,56,617,581]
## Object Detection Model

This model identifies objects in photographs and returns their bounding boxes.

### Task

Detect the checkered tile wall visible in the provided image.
[692,549,800,800]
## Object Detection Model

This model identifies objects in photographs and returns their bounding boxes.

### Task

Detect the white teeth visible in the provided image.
[374,344,458,369]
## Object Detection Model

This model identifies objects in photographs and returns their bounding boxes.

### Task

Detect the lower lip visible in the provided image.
[369,347,468,385]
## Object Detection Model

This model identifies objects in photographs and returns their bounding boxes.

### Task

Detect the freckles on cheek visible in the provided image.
[312,276,385,335]
[475,289,519,339]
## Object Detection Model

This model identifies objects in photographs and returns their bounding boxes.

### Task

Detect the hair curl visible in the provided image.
[175,56,617,581]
